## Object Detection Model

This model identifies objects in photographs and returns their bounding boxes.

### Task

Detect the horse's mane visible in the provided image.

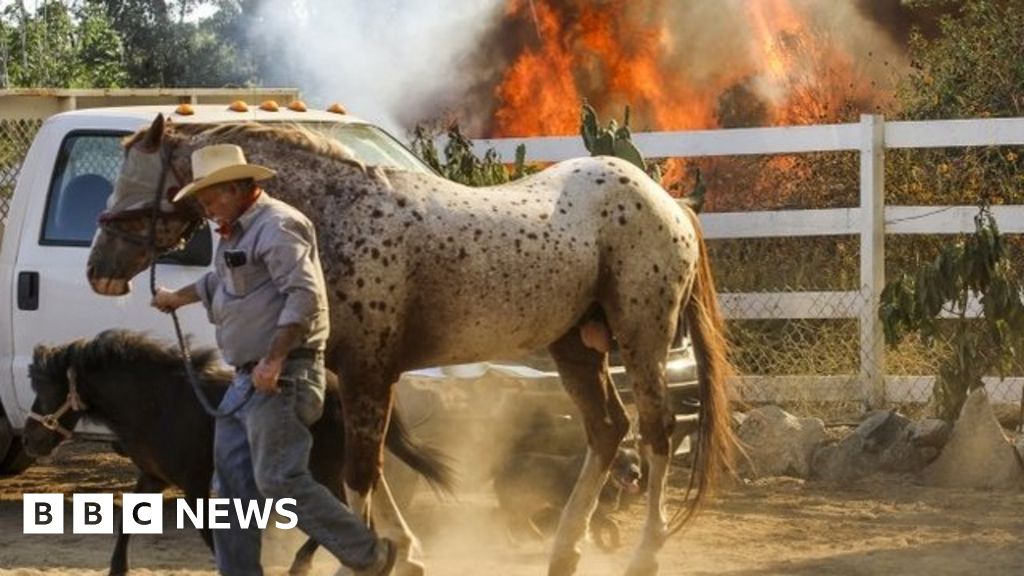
[126,120,368,170]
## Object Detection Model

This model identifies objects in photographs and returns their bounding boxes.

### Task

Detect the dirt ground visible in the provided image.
[1,440,1023,576]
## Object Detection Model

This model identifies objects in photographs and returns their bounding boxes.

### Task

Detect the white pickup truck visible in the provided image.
[0,102,437,474]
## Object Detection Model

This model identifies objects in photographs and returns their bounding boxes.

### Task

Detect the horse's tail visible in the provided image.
[385,408,456,495]
[668,207,739,533]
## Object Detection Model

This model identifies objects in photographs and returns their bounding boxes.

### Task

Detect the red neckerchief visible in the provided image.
[215,189,263,238]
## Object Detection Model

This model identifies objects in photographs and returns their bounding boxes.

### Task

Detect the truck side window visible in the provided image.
[41,131,212,266]
[42,133,121,245]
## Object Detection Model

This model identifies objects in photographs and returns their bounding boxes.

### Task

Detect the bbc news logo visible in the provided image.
[23,493,298,534]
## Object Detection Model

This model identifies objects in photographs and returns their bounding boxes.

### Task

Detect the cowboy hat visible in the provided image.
[172,144,276,202]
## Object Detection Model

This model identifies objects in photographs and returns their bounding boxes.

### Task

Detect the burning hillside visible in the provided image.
[465,0,912,138]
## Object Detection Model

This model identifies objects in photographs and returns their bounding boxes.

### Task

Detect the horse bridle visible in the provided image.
[26,367,87,441]
[100,138,252,418]
[96,144,199,252]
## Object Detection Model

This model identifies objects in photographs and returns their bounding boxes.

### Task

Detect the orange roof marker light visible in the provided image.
[259,100,280,112]
[288,100,308,112]
[327,103,347,115]
[174,103,195,116]
[228,100,249,112]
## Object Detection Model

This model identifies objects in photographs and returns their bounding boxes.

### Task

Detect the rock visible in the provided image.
[910,418,952,449]
[857,410,911,453]
[992,402,1023,431]
[812,411,939,481]
[737,405,826,479]
[922,388,1024,490]
[812,433,868,482]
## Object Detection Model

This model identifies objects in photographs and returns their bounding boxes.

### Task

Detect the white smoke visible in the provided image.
[251,0,504,137]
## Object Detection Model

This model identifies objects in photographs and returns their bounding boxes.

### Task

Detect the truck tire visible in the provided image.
[0,436,34,477]
[0,415,12,465]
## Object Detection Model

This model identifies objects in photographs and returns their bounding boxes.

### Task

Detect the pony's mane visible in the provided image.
[42,329,221,380]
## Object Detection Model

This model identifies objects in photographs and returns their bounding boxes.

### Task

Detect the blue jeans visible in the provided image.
[212,357,378,575]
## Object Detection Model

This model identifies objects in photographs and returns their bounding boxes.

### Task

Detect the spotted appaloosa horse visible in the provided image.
[87,114,738,576]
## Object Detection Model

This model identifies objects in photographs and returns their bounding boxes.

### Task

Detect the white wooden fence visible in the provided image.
[472,115,1024,407]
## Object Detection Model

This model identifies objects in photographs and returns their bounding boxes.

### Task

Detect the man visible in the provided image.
[151,143,396,576]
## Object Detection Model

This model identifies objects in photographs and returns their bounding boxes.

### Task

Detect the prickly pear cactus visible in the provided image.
[581,102,713,211]
[580,102,648,173]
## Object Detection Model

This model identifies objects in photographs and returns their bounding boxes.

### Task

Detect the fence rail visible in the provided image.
[473,115,1024,410]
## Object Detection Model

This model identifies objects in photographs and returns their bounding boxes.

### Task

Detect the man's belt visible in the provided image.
[235,348,321,373]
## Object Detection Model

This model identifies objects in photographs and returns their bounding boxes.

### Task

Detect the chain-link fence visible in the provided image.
[0,118,43,223]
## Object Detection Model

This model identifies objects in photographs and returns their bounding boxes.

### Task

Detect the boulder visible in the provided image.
[737,405,826,479]
[922,388,1024,489]
[812,410,923,481]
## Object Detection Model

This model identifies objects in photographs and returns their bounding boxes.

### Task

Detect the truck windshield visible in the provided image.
[303,122,432,174]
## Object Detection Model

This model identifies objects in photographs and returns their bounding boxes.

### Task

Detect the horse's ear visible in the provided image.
[142,114,166,151]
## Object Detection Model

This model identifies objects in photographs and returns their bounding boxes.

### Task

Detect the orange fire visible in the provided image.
[491,0,887,136]
[487,0,894,207]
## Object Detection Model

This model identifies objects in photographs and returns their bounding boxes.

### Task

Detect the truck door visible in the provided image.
[9,129,216,430]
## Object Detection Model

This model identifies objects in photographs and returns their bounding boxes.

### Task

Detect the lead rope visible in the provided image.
[146,145,252,418]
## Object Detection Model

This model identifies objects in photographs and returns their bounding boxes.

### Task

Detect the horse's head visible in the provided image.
[87,114,205,296]
[24,342,87,457]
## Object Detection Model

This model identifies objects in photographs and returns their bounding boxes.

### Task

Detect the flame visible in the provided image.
[494,0,580,137]
[486,0,895,206]
[490,0,887,136]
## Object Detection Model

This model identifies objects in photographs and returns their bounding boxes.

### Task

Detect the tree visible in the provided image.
[75,2,126,88]
[879,206,1024,420]
[898,0,1023,120]
[1,1,76,87]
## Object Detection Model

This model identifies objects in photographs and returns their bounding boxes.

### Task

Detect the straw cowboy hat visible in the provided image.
[172,144,276,202]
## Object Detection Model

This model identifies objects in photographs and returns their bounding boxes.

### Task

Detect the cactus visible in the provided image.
[580,102,713,212]
[580,102,647,172]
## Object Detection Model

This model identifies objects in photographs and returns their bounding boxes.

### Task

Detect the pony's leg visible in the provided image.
[182,484,214,553]
[110,474,167,576]
[546,327,630,576]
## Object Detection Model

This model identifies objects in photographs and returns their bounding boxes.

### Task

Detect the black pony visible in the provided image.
[24,329,452,576]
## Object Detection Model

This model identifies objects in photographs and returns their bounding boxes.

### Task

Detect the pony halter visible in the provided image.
[26,367,87,440]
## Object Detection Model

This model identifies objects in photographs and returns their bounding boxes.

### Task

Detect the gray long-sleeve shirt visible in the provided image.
[196,193,329,367]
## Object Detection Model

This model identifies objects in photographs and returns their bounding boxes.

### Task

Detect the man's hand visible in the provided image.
[151,284,200,313]
[152,287,184,313]
[252,356,284,393]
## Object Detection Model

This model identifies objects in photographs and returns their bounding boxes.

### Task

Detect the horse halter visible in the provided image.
[26,367,87,441]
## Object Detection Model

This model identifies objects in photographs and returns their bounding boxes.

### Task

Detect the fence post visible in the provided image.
[859,114,886,408]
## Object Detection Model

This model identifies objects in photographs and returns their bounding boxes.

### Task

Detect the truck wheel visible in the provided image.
[0,416,12,465]
[0,436,35,477]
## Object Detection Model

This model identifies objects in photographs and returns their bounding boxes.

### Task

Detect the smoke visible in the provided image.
[249,0,504,137]
[246,0,925,139]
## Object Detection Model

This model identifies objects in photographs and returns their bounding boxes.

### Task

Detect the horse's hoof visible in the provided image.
[548,552,581,576]
[624,556,659,576]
